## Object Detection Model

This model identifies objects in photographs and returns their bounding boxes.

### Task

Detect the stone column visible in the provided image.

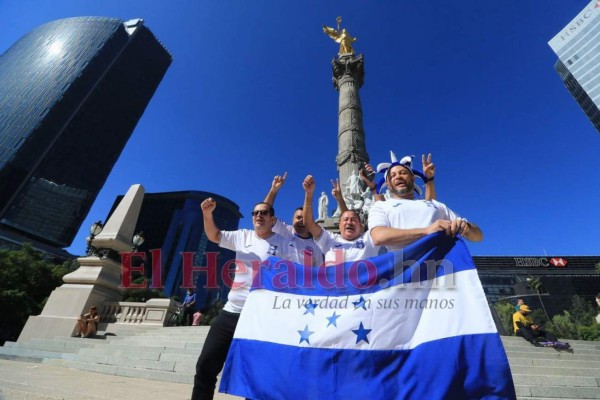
[332,54,369,192]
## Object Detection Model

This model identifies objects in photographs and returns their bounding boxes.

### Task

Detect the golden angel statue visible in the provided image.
[323,17,357,55]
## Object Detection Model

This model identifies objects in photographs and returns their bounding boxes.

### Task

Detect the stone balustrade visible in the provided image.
[99,298,182,326]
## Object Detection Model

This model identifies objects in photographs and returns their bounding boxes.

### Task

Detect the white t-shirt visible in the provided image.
[272,219,324,267]
[219,230,298,313]
[368,199,460,251]
[314,229,382,264]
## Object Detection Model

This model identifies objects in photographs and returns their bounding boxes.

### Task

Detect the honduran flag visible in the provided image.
[220,232,516,400]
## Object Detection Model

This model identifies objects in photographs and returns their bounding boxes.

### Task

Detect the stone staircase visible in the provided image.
[0,326,599,399]
[502,336,600,399]
[0,325,204,384]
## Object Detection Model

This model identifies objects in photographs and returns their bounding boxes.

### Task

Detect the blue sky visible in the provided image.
[1,0,598,257]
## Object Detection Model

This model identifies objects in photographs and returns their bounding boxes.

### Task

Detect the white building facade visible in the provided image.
[549,0,600,133]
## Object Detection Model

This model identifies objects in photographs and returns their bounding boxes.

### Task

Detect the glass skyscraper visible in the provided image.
[549,0,600,133]
[0,17,171,250]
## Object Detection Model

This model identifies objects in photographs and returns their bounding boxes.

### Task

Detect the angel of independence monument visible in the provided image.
[320,18,373,230]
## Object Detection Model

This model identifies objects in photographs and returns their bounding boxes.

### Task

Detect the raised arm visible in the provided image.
[302,175,324,240]
[422,154,436,201]
[263,171,288,207]
[201,197,222,243]
[359,163,384,201]
[330,178,348,213]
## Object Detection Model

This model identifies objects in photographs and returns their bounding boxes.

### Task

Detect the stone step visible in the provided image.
[3,339,97,354]
[515,385,600,399]
[138,327,210,335]
[98,340,204,350]
[501,337,600,349]
[77,347,201,364]
[511,365,600,377]
[42,358,194,384]
[513,374,600,388]
[78,347,165,361]
[0,346,78,361]
[106,333,208,341]
[159,352,199,364]
[508,351,600,362]
[105,335,207,343]
[503,344,600,355]
[502,342,599,352]
[510,357,600,369]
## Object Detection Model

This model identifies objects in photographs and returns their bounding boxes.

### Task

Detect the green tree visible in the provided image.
[577,324,600,341]
[493,301,515,335]
[548,311,579,340]
[0,245,72,343]
[570,295,596,326]
[201,299,224,326]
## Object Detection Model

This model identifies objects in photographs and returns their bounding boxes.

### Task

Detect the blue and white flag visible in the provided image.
[220,232,516,400]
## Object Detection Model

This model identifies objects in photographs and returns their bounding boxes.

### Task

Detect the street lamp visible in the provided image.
[85,220,104,255]
[132,231,145,252]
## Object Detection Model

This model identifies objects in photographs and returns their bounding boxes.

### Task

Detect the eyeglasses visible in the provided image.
[251,209,271,216]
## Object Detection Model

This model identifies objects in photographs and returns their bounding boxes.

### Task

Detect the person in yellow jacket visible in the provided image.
[512,305,557,347]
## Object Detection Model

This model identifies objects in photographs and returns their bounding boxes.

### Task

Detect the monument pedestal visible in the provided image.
[18,256,123,342]
[319,217,340,234]
[17,184,145,343]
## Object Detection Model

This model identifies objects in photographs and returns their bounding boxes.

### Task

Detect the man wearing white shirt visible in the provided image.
[302,175,381,263]
[191,199,298,400]
[264,172,324,267]
[369,155,483,250]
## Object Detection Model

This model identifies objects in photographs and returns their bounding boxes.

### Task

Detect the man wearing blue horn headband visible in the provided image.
[369,151,483,251]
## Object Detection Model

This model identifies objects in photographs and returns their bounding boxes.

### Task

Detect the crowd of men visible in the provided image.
[191,154,483,400]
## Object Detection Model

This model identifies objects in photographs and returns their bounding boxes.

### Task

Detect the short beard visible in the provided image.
[388,181,414,198]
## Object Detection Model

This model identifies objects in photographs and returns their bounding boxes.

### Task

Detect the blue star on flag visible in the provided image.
[352,295,367,310]
[303,298,317,315]
[298,325,314,344]
[326,311,340,327]
[352,322,372,344]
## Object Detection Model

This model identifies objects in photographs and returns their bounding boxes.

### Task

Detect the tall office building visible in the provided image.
[107,191,242,308]
[549,0,600,133]
[0,17,172,251]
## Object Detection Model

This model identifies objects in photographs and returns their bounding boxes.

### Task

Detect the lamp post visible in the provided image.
[131,231,145,252]
[85,220,104,255]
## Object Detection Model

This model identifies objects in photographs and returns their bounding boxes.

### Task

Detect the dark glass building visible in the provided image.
[108,191,242,309]
[0,17,172,251]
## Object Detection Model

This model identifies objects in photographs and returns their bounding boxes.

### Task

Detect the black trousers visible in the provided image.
[516,326,557,342]
[191,310,240,400]
[183,307,195,326]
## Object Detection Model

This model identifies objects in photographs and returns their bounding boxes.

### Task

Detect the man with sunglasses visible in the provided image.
[263,172,324,267]
[191,198,298,400]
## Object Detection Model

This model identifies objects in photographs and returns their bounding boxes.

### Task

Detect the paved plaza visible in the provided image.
[0,359,239,400]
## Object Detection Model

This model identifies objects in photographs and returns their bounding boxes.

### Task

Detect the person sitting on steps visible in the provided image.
[75,305,100,338]
[512,305,567,348]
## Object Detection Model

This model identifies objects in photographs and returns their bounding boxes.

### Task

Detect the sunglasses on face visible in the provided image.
[251,209,271,216]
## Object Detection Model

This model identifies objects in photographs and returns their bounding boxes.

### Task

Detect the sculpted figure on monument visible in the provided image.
[323,17,357,55]
[318,191,329,221]
[344,170,361,196]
